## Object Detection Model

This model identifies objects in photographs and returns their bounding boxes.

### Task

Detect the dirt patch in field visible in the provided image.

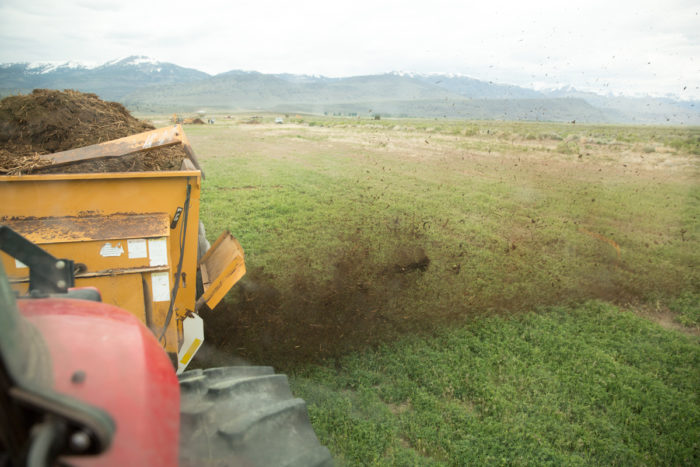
[633,305,700,338]
[196,232,432,370]
[32,144,186,174]
[0,89,186,174]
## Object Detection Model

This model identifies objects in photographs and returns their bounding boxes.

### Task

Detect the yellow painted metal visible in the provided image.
[0,171,202,353]
[179,338,202,366]
[3,214,170,273]
[7,274,152,317]
[0,126,245,363]
[197,232,246,311]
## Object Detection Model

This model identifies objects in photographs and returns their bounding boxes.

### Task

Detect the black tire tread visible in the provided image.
[179,366,332,467]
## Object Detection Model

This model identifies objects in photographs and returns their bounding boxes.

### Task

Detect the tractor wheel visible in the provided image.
[178,366,332,467]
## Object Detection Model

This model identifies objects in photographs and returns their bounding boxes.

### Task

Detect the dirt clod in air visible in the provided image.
[195,231,433,371]
[0,89,186,174]
[392,246,430,273]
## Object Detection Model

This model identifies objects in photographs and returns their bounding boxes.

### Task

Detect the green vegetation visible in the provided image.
[291,302,700,465]
[185,117,699,364]
[669,292,700,328]
[180,116,700,464]
[668,135,700,155]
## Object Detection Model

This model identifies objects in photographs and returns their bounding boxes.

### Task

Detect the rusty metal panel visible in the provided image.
[1,213,171,282]
[2,213,169,244]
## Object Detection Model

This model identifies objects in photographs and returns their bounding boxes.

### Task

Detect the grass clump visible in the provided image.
[539,132,563,141]
[669,135,700,155]
[556,140,580,154]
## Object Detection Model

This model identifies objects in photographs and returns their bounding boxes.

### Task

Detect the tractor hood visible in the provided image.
[18,297,180,466]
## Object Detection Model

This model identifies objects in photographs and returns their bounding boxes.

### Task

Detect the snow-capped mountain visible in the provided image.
[24,60,98,74]
[1,57,697,124]
[0,56,209,100]
[102,56,161,67]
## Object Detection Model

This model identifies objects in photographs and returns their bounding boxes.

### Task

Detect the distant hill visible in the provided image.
[0,56,209,101]
[543,87,700,125]
[411,72,545,99]
[1,57,698,124]
[273,97,616,123]
[122,72,461,111]
[123,71,694,124]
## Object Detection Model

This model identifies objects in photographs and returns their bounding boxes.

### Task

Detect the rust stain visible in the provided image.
[2,212,169,243]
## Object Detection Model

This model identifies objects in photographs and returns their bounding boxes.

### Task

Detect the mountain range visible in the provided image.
[1,56,698,125]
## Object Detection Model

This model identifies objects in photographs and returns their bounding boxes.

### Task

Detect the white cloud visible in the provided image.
[0,0,698,98]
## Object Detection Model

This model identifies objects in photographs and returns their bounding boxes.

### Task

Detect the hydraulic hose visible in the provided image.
[158,180,191,342]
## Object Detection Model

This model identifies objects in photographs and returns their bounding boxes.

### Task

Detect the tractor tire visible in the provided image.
[178,366,333,467]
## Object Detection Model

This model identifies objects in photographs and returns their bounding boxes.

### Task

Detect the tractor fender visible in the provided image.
[18,298,179,466]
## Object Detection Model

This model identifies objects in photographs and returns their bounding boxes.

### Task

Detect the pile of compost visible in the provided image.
[0,89,187,174]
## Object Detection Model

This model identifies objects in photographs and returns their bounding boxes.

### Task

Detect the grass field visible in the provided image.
[291,302,699,465]
[170,115,699,464]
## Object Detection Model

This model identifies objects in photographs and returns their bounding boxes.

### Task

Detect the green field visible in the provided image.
[292,302,699,465]
[173,115,699,465]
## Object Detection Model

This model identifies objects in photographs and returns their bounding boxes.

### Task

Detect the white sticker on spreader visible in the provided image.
[148,238,168,267]
[100,242,124,257]
[15,259,27,269]
[127,238,148,259]
[151,272,171,302]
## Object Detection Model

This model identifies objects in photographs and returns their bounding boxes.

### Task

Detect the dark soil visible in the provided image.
[195,232,433,371]
[0,89,186,174]
[33,145,186,174]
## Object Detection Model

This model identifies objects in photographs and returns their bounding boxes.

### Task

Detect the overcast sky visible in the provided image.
[1,0,698,99]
